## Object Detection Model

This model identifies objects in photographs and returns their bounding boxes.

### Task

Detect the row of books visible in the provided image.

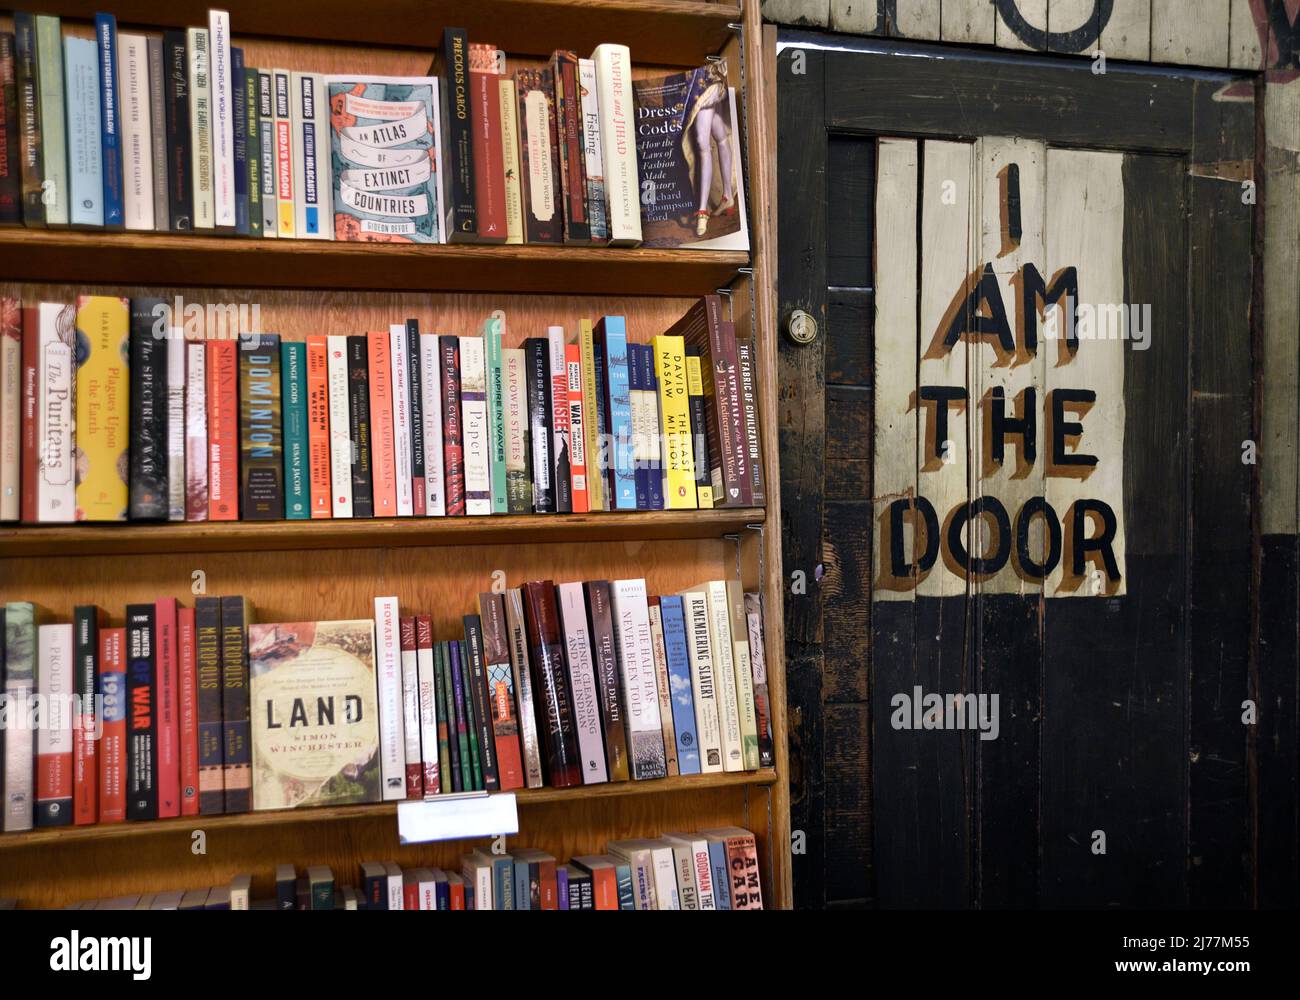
[0,10,748,250]
[0,577,774,831]
[0,294,763,523]
[54,830,764,910]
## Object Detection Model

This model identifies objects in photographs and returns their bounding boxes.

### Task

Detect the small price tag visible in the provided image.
[396,791,520,844]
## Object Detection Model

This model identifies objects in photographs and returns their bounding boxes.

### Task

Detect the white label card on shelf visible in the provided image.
[396,792,520,844]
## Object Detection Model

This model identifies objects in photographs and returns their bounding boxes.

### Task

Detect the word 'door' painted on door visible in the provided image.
[873,137,1131,599]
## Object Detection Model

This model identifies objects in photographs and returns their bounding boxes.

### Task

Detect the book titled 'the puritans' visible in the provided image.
[128,298,168,520]
[238,333,283,520]
[249,619,381,811]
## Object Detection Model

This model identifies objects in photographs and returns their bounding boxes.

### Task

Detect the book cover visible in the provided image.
[0,299,18,520]
[682,591,727,772]
[658,595,701,775]
[280,339,309,519]
[195,595,224,813]
[118,33,154,230]
[403,320,426,516]
[504,588,544,788]
[701,827,763,909]
[306,336,332,517]
[583,580,630,782]
[647,598,679,776]
[685,345,714,507]
[703,581,743,772]
[590,44,639,245]
[462,615,499,790]
[125,603,158,820]
[63,35,103,227]
[654,334,697,509]
[502,346,530,513]
[238,333,284,520]
[147,36,169,232]
[0,33,20,223]
[326,335,353,516]
[468,58,506,242]
[577,319,605,511]
[398,617,423,798]
[661,831,715,909]
[521,580,582,788]
[550,50,589,244]
[128,299,167,520]
[177,604,199,815]
[556,582,607,784]
[388,324,413,516]
[524,337,552,512]
[438,334,465,515]
[345,335,373,516]
[366,331,397,517]
[578,58,608,244]
[736,335,765,505]
[593,316,634,509]
[34,15,66,226]
[565,342,589,513]
[726,579,760,770]
[219,595,252,813]
[292,71,330,238]
[414,615,440,793]
[229,45,248,234]
[35,623,73,825]
[497,76,523,244]
[166,320,185,520]
[547,326,571,512]
[257,69,276,237]
[744,590,775,768]
[35,302,75,522]
[610,578,668,780]
[513,66,562,243]
[459,334,491,515]
[205,338,238,520]
[208,9,235,228]
[72,606,102,825]
[418,332,444,515]
[97,624,127,823]
[155,597,180,817]
[242,63,260,236]
[272,67,293,236]
[438,28,475,241]
[73,295,129,521]
[642,343,665,509]
[484,320,507,513]
[478,593,523,790]
[187,28,213,229]
[373,596,406,801]
[162,30,192,230]
[249,619,381,810]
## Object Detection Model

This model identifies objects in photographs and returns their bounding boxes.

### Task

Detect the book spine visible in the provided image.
[272,68,293,236]
[736,336,765,505]
[34,16,66,226]
[63,36,103,227]
[430,644,450,791]
[155,597,180,817]
[447,639,472,790]
[166,324,185,520]
[611,578,668,780]
[685,347,714,508]
[578,59,607,244]
[293,72,327,238]
[504,589,545,788]
[716,319,750,504]
[513,67,562,244]
[243,65,259,237]
[706,581,743,772]
[552,51,589,244]
[208,9,235,228]
[177,605,199,815]
[591,44,640,245]
[257,70,276,237]
[642,344,665,510]
[366,331,397,517]
[462,615,499,790]
[125,603,158,820]
[194,596,224,813]
[659,596,702,775]
[388,325,413,516]
[437,641,460,791]
[459,334,491,516]
[73,296,129,521]
[0,33,20,224]
[727,580,760,770]
[565,343,589,513]
[280,340,309,519]
[648,600,679,776]
[721,831,763,909]
[19,306,36,522]
[459,639,482,788]
[596,317,635,509]
[2,603,34,830]
[478,593,524,790]
[418,333,444,516]
[578,320,604,511]
[654,335,697,509]
[229,46,248,234]
[440,28,476,241]
[405,321,426,516]
[72,607,100,824]
[345,336,373,517]
[306,336,332,517]
[547,327,571,512]
[162,30,192,231]
[414,616,440,794]
[36,623,73,825]
[238,333,284,519]
[584,580,630,782]
[0,300,17,521]
[147,37,169,232]
[629,344,648,510]
[187,28,213,229]
[498,77,523,244]
[13,15,43,227]
[439,335,465,516]
[219,595,251,813]
[469,70,506,242]
[485,324,508,513]
[707,838,730,909]
[744,591,775,768]
[398,618,424,799]
[326,335,353,516]
[524,337,552,513]
[502,347,531,514]
[96,626,127,823]
[522,581,583,787]
[556,583,607,784]
[37,302,75,522]
[126,300,166,519]
[373,596,406,801]
[118,33,154,230]
[206,339,239,520]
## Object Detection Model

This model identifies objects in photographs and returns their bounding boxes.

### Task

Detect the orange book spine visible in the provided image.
[206,340,240,520]
[306,336,332,518]
[367,332,398,517]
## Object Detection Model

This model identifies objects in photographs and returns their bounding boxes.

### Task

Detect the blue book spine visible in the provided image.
[512,860,530,911]
[644,345,665,510]
[613,861,635,910]
[95,14,123,227]
[281,341,309,519]
[435,880,449,910]
[708,841,730,909]
[492,856,513,911]
[556,865,569,911]
[63,36,103,227]
[600,317,636,510]
[659,596,701,775]
[230,47,249,235]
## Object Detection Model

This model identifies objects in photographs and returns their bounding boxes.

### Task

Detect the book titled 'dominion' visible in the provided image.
[249,620,381,811]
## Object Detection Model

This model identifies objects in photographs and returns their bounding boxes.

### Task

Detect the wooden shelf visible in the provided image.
[0,508,765,558]
[42,0,741,67]
[0,770,777,850]
[0,230,748,297]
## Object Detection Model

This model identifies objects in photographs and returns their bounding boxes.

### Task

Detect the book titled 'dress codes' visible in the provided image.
[325,76,445,243]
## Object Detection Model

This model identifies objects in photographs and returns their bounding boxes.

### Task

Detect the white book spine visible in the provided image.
[325,336,353,517]
[706,581,743,772]
[459,335,491,516]
[578,58,606,243]
[415,631,440,793]
[184,341,206,522]
[547,326,569,509]
[37,303,75,522]
[291,73,329,239]
[400,631,422,795]
[373,596,407,801]
[662,839,699,910]
[37,624,73,824]
[590,44,640,245]
[728,582,760,770]
[389,325,414,516]
[257,70,278,238]
[611,578,667,779]
[557,582,608,784]
[207,9,235,227]
[385,864,404,910]
[1,314,21,521]
[682,835,717,910]
[467,860,492,910]
[311,72,333,239]
[118,34,154,231]
[650,845,680,910]
[419,334,445,516]
[166,330,185,520]
[187,29,213,229]
[681,590,723,773]
[272,68,294,237]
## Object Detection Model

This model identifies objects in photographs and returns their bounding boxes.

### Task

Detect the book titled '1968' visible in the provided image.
[238,333,283,519]
[249,619,381,811]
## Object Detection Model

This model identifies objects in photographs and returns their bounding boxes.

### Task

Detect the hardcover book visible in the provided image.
[658,595,702,775]
[373,596,406,801]
[459,334,491,515]
[220,595,253,813]
[34,15,66,227]
[148,37,169,232]
[13,15,42,227]
[184,341,207,520]
[37,301,76,522]
[118,33,155,230]
[207,9,235,228]
[610,578,668,780]
[249,619,381,810]
[418,332,444,515]
[125,603,158,820]
[524,337,552,512]
[162,30,192,230]
[403,320,426,516]
[653,334,697,509]
[703,582,743,772]
[736,336,765,505]
[593,316,635,509]
[589,44,640,245]
[367,331,397,517]
[497,76,523,244]
[726,579,761,770]
[35,623,73,825]
[468,49,507,243]
[345,335,373,517]
[3,602,38,830]
[326,335,353,516]
[230,46,248,234]
[647,599,679,776]
[478,593,524,790]
[97,625,127,823]
[399,617,423,797]
[195,596,224,813]
[437,28,475,242]
[548,326,571,512]
[462,615,499,790]
[577,319,605,511]
[578,58,608,244]
[485,321,508,513]
[73,295,129,521]
[242,63,260,236]
[685,345,714,508]
[306,336,332,517]
[439,335,465,515]
[0,33,20,224]
[513,67,562,243]
[556,582,607,784]
[583,580,630,782]
[178,605,199,814]
[272,68,293,236]
[257,70,277,237]
[414,616,440,793]
[72,606,103,825]
[550,50,589,244]
[281,340,309,519]
[155,598,180,817]
[0,299,16,521]
[744,590,775,768]
[238,333,284,520]
[291,72,330,239]
[504,588,545,788]
[187,28,213,229]
[128,299,167,520]
[63,35,103,227]
[205,339,239,520]
[502,346,531,513]
[565,342,588,512]
[521,581,582,788]
[166,321,185,520]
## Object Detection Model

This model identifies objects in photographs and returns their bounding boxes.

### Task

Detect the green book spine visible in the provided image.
[460,639,482,790]
[33,15,66,226]
[244,67,261,237]
[485,325,508,513]
[451,640,472,792]
[280,341,309,520]
[441,641,463,792]
[433,641,452,793]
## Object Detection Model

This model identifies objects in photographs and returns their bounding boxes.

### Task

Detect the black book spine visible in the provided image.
[129,299,169,520]
[405,319,426,512]
[440,27,477,242]
[219,596,251,814]
[73,604,99,766]
[735,337,765,505]
[244,66,260,238]
[439,334,465,516]
[125,603,158,821]
[12,14,41,226]
[461,615,499,791]
[685,344,713,503]
[238,333,284,519]
[525,338,553,513]
[230,46,249,236]
[195,595,224,815]
[276,868,296,910]
[0,32,22,224]
[162,30,192,230]
[346,335,374,517]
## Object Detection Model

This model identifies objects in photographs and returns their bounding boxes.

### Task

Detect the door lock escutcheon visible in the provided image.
[785,309,818,345]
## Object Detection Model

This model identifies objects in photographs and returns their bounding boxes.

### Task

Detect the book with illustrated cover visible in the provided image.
[249,619,381,810]
[632,63,747,250]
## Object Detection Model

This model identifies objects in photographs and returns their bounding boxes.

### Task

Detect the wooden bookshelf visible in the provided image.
[0,0,790,909]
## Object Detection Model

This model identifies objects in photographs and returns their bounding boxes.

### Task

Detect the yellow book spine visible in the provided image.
[74,295,130,521]
[499,78,525,246]
[578,319,605,510]
[684,351,712,509]
[652,334,696,510]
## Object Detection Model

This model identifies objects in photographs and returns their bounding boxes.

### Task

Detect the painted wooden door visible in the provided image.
[776,33,1281,908]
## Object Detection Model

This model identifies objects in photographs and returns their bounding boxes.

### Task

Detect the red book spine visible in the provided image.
[155,598,181,818]
[478,593,524,791]
[19,306,37,522]
[97,627,128,824]
[206,340,240,520]
[399,616,423,800]
[73,609,101,826]
[367,332,398,517]
[591,866,617,910]
[470,71,507,243]
[439,335,465,516]
[178,605,200,816]
[449,878,465,910]
[306,336,332,519]
[565,342,588,512]
[403,879,420,911]
[538,858,558,910]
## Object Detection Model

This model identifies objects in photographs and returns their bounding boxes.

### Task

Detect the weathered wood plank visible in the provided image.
[1099,0,1153,61]
[762,0,830,28]
[1228,0,1265,69]
[827,137,876,290]
[894,0,941,39]
[830,0,880,34]
[826,289,874,388]
[1151,0,1231,67]
[995,0,1047,51]
[1048,0,1102,54]
[822,701,873,902]
[942,0,997,44]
